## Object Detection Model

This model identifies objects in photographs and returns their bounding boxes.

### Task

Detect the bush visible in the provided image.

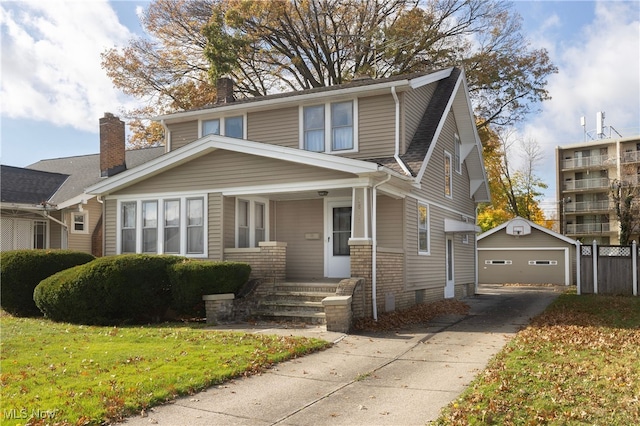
[168,261,251,316]
[34,254,184,325]
[0,250,95,316]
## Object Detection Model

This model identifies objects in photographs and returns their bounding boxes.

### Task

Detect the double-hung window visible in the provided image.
[163,200,180,254]
[301,100,356,153]
[418,203,429,254]
[142,201,158,253]
[236,198,268,248]
[444,151,452,198]
[202,119,220,136]
[71,212,88,234]
[121,202,137,253]
[202,115,244,138]
[187,198,204,254]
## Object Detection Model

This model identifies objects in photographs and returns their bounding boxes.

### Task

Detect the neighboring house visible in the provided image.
[0,113,164,255]
[477,217,579,286]
[87,67,490,317]
[556,134,640,244]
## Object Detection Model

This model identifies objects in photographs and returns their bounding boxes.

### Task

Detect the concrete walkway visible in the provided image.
[123,284,562,426]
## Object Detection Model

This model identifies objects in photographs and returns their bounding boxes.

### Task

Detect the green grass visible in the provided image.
[0,313,331,425]
[435,293,640,425]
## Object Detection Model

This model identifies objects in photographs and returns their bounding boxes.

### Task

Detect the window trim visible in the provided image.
[116,195,207,257]
[444,150,453,198]
[299,99,358,154]
[235,197,269,248]
[70,211,89,234]
[418,203,430,255]
[199,114,246,139]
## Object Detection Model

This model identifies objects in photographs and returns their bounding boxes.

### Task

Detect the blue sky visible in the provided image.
[1,1,639,210]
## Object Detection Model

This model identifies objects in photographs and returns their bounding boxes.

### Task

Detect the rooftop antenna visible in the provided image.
[596,111,605,139]
[580,116,586,142]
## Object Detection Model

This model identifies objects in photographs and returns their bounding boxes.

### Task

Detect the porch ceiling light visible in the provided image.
[317,190,329,197]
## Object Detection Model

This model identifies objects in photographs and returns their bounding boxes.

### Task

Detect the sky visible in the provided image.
[1,0,639,211]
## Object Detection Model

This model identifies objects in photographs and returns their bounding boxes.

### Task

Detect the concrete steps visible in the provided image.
[252,282,338,324]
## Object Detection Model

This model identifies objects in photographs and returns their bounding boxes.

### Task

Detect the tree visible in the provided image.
[610,164,640,245]
[101,0,557,146]
[477,126,548,231]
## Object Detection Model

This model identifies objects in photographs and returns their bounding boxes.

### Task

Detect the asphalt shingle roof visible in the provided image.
[0,165,69,205]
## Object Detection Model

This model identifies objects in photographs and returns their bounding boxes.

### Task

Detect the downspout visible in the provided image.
[391,87,412,176]
[41,211,67,229]
[372,174,391,321]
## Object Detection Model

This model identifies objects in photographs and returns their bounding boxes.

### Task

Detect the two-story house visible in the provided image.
[87,67,490,319]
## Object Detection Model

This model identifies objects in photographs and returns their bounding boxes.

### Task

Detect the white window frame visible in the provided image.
[418,203,430,255]
[444,151,453,198]
[116,195,208,258]
[199,114,246,139]
[299,99,358,154]
[454,133,462,174]
[235,197,269,248]
[70,211,89,234]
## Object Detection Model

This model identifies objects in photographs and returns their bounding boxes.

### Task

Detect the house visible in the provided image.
[86,67,490,318]
[477,217,579,286]
[0,113,164,254]
[556,133,640,244]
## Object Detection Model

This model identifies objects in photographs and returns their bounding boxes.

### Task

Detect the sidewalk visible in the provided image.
[123,285,561,425]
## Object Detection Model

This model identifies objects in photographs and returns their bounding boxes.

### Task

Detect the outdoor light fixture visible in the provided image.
[317,191,329,197]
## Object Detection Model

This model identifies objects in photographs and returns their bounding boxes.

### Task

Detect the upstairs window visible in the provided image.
[444,151,452,198]
[224,116,244,138]
[301,100,357,153]
[201,116,244,138]
[454,133,462,174]
[202,119,220,136]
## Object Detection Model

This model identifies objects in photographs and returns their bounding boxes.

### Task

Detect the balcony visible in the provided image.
[566,223,611,235]
[564,200,611,213]
[622,150,640,164]
[563,177,610,191]
[562,154,612,170]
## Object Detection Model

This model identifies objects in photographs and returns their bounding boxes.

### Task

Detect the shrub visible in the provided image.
[168,261,251,316]
[34,254,184,325]
[0,250,95,316]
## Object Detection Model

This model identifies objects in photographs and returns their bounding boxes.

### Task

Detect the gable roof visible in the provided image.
[478,216,578,246]
[27,147,165,206]
[0,165,68,206]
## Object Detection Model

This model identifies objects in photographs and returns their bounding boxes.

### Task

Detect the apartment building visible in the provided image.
[556,135,640,244]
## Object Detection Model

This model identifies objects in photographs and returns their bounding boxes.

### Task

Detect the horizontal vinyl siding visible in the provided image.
[223,196,235,249]
[274,199,324,280]
[104,199,117,255]
[479,229,572,249]
[169,121,199,150]
[377,195,403,249]
[49,215,62,249]
[247,107,298,148]
[208,193,223,260]
[454,232,475,285]
[403,84,436,153]
[115,150,354,195]
[405,200,445,291]
[351,94,396,159]
[66,199,102,254]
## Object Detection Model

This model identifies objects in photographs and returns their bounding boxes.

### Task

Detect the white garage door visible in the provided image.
[478,249,567,285]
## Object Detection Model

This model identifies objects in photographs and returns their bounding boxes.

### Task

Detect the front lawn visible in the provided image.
[435,293,640,425]
[0,313,330,425]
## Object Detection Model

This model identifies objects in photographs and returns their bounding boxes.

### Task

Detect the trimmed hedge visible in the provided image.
[168,261,251,316]
[0,250,95,316]
[34,255,184,325]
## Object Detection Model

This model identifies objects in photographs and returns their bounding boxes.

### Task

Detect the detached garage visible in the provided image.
[477,217,579,286]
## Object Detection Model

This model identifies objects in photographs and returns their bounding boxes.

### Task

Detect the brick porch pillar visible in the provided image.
[349,239,373,318]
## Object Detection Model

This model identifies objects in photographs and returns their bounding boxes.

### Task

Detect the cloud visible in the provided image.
[0,1,137,132]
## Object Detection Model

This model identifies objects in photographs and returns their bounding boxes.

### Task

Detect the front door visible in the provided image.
[325,199,352,278]
[445,235,455,298]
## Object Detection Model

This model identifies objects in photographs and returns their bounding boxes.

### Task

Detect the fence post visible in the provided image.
[592,240,598,294]
[633,240,638,296]
[576,241,581,295]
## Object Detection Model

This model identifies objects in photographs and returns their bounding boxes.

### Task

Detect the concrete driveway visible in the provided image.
[123,284,562,426]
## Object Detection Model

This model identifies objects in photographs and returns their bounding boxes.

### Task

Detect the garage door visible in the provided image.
[478,249,566,285]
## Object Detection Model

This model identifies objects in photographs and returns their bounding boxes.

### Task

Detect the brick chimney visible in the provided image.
[215,77,235,104]
[99,112,126,177]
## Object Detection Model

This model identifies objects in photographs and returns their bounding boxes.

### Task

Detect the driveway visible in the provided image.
[123,284,562,425]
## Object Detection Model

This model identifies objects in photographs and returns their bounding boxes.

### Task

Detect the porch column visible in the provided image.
[351,187,371,239]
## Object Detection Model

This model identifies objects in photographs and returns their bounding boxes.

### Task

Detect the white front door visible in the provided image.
[445,235,455,298]
[325,199,352,278]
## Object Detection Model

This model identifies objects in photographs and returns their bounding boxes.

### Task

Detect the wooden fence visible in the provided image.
[578,241,638,296]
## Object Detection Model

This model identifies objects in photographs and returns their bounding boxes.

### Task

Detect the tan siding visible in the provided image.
[115,150,354,195]
[403,84,436,153]
[104,199,117,255]
[48,213,62,249]
[169,121,198,151]
[207,193,223,260]
[480,228,572,249]
[377,195,403,249]
[66,199,102,254]
[351,94,396,159]
[247,107,298,147]
[274,199,324,280]
[454,232,475,285]
[223,196,235,249]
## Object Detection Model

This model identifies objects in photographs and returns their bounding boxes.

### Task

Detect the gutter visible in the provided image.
[372,174,392,321]
[391,87,412,176]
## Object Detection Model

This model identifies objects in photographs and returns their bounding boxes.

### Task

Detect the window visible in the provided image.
[224,116,243,139]
[121,202,137,253]
[187,198,204,254]
[33,221,46,249]
[462,234,469,244]
[236,198,268,248]
[528,260,558,266]
[454,133,461,173]
[444,151,452,197]
[202,119,220,136]
[418,203,429,254]
[71,212,88,234]
[301,100,357,153]
[142,201,157,253]
[485,260,512,265]
[164,200,180,253]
